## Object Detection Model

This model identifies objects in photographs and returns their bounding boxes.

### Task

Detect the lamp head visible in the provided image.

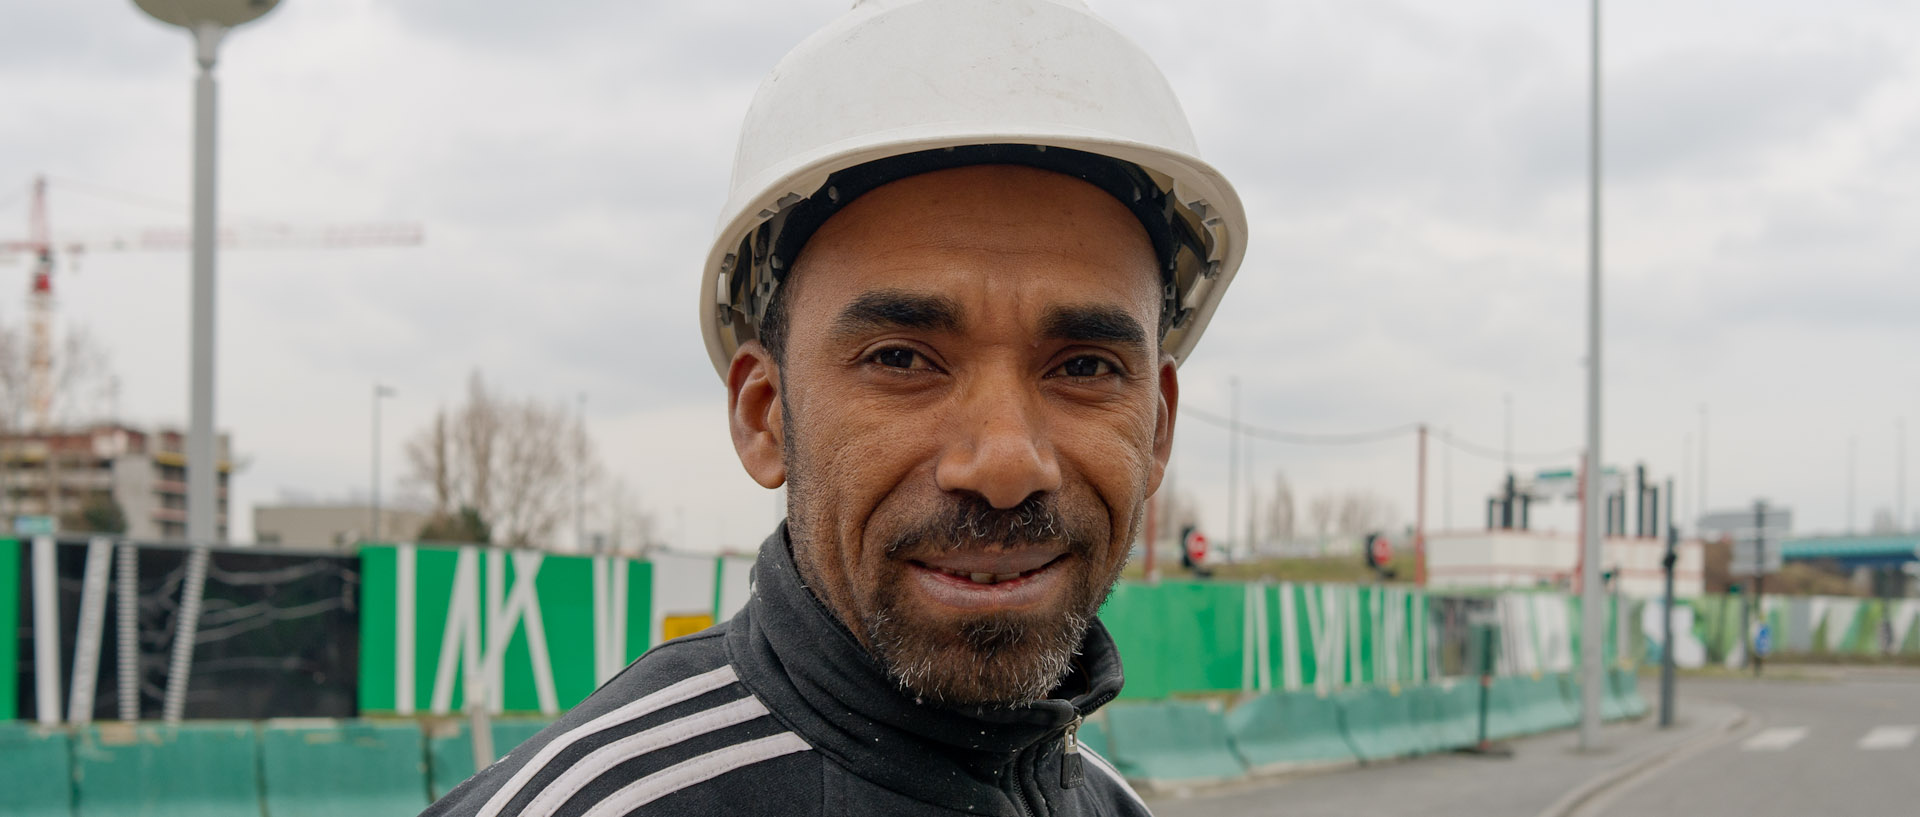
[132,0,280,30]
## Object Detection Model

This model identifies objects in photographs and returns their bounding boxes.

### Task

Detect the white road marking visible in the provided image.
[1740,727,1809,751]
[1857,725,1918,751]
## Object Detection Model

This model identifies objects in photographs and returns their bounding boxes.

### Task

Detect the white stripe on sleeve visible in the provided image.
[519,696,772,817]
[1082,747,1150,813]
[476,665,740,817]
[579,733,813,817]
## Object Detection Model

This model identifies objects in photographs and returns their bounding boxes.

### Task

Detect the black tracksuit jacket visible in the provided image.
[421,526,1152,816]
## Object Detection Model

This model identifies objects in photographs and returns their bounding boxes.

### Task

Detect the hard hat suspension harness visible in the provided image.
[721,144,1213,349]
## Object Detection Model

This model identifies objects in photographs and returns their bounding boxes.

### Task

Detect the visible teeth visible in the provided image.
[935,568,1032,585]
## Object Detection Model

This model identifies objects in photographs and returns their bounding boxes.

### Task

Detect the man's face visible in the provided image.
[726,164,1177,705]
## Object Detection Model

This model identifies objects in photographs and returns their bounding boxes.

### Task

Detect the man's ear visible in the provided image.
[727,341,787,489]
[1147,353,1177,496]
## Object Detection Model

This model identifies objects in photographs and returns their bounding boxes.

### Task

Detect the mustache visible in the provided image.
[885,493,1094,556]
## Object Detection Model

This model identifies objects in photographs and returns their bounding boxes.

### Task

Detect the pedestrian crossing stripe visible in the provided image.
[1857,726,1918,751]
[1740,727,1808,751]
[1736,726,1919,752]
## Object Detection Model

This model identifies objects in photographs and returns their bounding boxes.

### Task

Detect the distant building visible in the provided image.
[2,423,233,541]
[1425,530,1705,598]
[254,503,431,550]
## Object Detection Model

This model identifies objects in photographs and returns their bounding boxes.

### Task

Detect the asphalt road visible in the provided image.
[1590,669,1920,817]
[1146,668,1920,817]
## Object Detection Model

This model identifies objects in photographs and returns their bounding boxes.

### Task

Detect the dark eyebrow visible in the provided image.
[829,290,963,343]
[1041,305,1149,351]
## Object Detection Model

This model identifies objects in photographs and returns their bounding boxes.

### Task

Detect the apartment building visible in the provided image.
[3,423,232,541]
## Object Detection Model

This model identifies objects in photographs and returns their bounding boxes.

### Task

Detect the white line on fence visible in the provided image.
[398,544,416,715]
[31,536,62,726]
[66,537,114,725]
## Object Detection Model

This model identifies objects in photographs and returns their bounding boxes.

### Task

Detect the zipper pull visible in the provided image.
[1060,716,1085,789]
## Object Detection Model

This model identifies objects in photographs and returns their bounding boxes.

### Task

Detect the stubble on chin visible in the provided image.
[798,491,1125,706]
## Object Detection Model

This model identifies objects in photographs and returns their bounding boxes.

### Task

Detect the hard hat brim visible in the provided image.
[699,130,1246,379]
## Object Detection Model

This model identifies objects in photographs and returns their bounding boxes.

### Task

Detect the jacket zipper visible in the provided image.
[1019,696,1118,815]
[1012,781,1036,817]
[1059,715,1085,789]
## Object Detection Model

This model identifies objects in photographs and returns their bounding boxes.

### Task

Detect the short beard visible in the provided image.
[781,389,1129,707]
[867,493,1119,706]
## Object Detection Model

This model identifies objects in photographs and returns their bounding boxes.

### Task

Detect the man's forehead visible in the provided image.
[784,165,1162,334]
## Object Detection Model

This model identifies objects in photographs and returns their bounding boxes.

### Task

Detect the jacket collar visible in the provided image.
[725,523,1125,810]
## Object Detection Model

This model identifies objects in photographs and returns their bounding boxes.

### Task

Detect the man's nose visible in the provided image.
[934,378,1063,509]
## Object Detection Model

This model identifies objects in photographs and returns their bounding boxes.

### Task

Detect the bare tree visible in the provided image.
[1150,489,1202,544]
[456,372,500,517]
[0,319,117,519]
[599,477,655,556]
[405,411,453,516]
[1307,495,1336,540]
[402,370,615,548]
[0,322,115,428]
[1263,471,1295,544]
[1870,507,1898,535]
[1334,490,1400,535]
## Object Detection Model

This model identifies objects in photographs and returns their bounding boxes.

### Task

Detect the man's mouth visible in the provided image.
[915,558,1062,586]
[903,551,1071,609]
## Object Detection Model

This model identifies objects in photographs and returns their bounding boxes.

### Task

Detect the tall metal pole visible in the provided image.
[1245,440,1257,552]
[162,23,227,725]
[1848,435,1857,535]
[576,393,588,551]
[372,384,393,541]
[1898,417,1906,531]
[1415,424,1428,587]
[1699,404,1709,516]
[1143,491,1159,581]
[1681,432,1692,536]
[1578,0,1606,751]
[1227,377,1239,552]
[1753,499,1767,678]
[1659,477,1677,728]
[185,23,223,548]
[1503,392,1513,480]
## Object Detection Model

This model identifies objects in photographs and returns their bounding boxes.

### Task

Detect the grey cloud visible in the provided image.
[1604,40,1897,180]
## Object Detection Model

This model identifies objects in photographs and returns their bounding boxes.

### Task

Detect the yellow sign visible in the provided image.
[662,613,715,641]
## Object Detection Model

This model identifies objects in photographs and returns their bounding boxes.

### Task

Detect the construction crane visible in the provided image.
[0,174,423,430]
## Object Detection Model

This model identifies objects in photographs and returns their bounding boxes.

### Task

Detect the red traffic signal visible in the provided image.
[1183,529,1209,564]
[1365,533,1392,569]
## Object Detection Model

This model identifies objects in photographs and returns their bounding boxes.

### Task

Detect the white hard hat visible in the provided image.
[700,0,1247,379]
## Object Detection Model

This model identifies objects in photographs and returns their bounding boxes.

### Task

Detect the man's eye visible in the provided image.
[871,348,923,369]
[1057,356,1114,378]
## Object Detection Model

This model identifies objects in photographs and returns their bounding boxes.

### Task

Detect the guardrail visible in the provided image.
[0,717,555,817]
[1095,670,1650,790]
[0,673,1652,812]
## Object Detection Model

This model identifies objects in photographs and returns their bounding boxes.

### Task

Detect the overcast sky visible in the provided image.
[4,0,1917,550]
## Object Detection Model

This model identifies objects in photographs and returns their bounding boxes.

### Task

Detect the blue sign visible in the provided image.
[1754,623,1774,657]
[12,515,54,535]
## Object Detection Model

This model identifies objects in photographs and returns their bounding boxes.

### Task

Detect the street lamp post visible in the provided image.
[1578,0,1607,751]
[576,393,587,552]
[373,384,395,541]
[132,0,281,724]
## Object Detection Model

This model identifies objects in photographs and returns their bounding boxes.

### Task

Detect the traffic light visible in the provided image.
[1362,532,1397,580]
